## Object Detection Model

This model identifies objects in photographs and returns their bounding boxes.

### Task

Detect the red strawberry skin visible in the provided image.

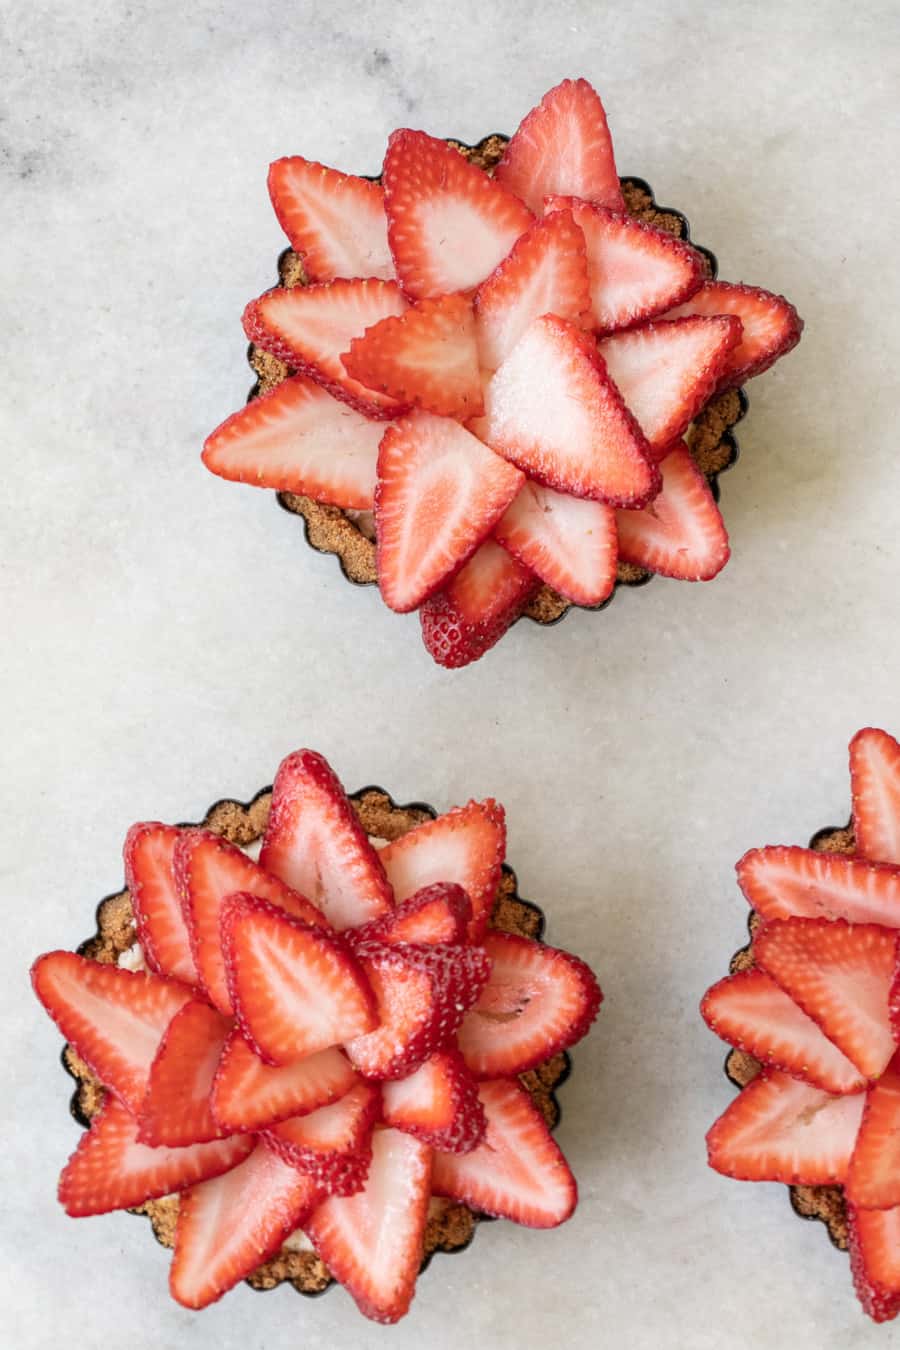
[211,1028,358,1134]
[124,822,198,986]
[348,882,472,947]
[850,727,900,867]
[665,280,803,388]
[615,443,730,582]
[846,1055,900,1208]
[382,1049,486,1153]
[264,1081,380,1195]
[736,845,900,927]
[849,1204,900,1323]
[267,156,394,283]
[419,538,540,669]
[138,999,233,1147]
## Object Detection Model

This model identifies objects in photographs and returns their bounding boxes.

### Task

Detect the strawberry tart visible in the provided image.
[702,728,900,1322]
[203,77,802,667]
[34,749,601,1324]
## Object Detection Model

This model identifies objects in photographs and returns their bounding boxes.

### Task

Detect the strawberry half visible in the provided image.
[305,1127,432,1324]
[753,918,898,1080]
[267,156,395,282]
[382,129,533,300]
[374,411,524,612]
[58,1096,253,1218]
[201,374,385,510]
[479,313,659,506]
[665,280,803,389]
[382,1049,486,1153]
[705,1069,865,1184]
[495,77,624,215]
[458,933,602,1078]
[222,894,377,1065]
[846,1054,900,1208]
[264,1081,380,1195]
[495,480,618,607]
[736,846,900,927]
[211,1029,358,1134]
[419,538,540,669]
[849,1204,900,1323]
[348,882,472,946]
[851,727,900,867]
[260,748,394,932]
[700,969,865,1095]
[31,951,192,1115]
[431,1078,577,1227]
[138,999,232,1147]
[615,443,730,581]
[124,823,197,986]
[170,1138,320,1310]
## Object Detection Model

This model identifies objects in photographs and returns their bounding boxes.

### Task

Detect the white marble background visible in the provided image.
[3,1,899,1346]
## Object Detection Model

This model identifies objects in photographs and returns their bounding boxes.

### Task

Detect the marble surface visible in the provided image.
[3,1,900,1346]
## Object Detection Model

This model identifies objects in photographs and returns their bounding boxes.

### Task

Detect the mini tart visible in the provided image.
[63,780,570,1298]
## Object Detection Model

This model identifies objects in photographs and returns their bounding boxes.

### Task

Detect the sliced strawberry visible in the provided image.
[431,1078,576,1227]
[479,314,659,506]
[665,281,803,388]
[705,1069,865,1183]
[846,1055,900,1208]
[419,538,540,669]
[138,999,232,1147]
[265,1081,380,1195]
[58,1096,253,1218]
[345,941,491,1080]
[211,1028,358,1134]
[700,969,865,1095]
[259,748,394,932]
[599,315,742,458]
[849,1204,900,1323]
[221,894,377,1065]
[753,918,898,1080]
[736,846,900,927]
[382,1049,486,1153]
[544,198,705,334]
[305,1127,432,1324]
[379,798,506,942]
[382,129,533,301]
[495,480,617,606]
[457,933,602,1078]
[851,728,900,867]
[473,209,591,372]
[494,77,624,215]
[175,826,326,1015]
[170,1138,320,1310]
[201,374,385,510]
[374,411,524,613]
[615,443,730,581]
[349,882,472,946]
[267,156,394,282]
[243,279,408,419]
[342,294,483,418]
[31,951,192,1115]
[124,822,197,986]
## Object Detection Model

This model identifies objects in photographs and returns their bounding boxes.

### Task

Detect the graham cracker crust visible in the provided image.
[245,136,747,627]
[62,782,571,1298]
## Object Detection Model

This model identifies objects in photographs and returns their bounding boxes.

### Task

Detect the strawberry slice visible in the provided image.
[753,918,898,1079]
[138,1000,232,1147]
[267,156,394,282]
[665,281,803,389]
[544,198,705,334]
[457,933,602,1078]
[201,375,385,510]
[736,846,900,927]
[473,208,591,372]
[382,1049,486,1153]
[849,1204,900,1323]
[378,798,506,942]
[846,1055,900,1208]
[175,826,327,1015]
[58,1096,253,1217]
[495,480,618,607]
[614,443,730,581]
[431,1078,576,1227]
[169,1138,320,1310]
[349,882,472,946]
[265,1081,380,1194]
[700,969,865,1095]
[705,1069,865,1183]
[124,822,198,986]
[599,315,743,458]
[345,941,491,1080]
[305,1127,432,1324]
[494,77,624,215]
[259,748,394,932]
[211,1028,357,1134]
[419,538,539,669]
[342,294,484,418]
[382,129,533,300]
[221,894,377,1065]
[31,951,192,1115]
[479,314,659,506]
[374,411,524,613]
[851,728,900,867]
[243,279,408,419]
